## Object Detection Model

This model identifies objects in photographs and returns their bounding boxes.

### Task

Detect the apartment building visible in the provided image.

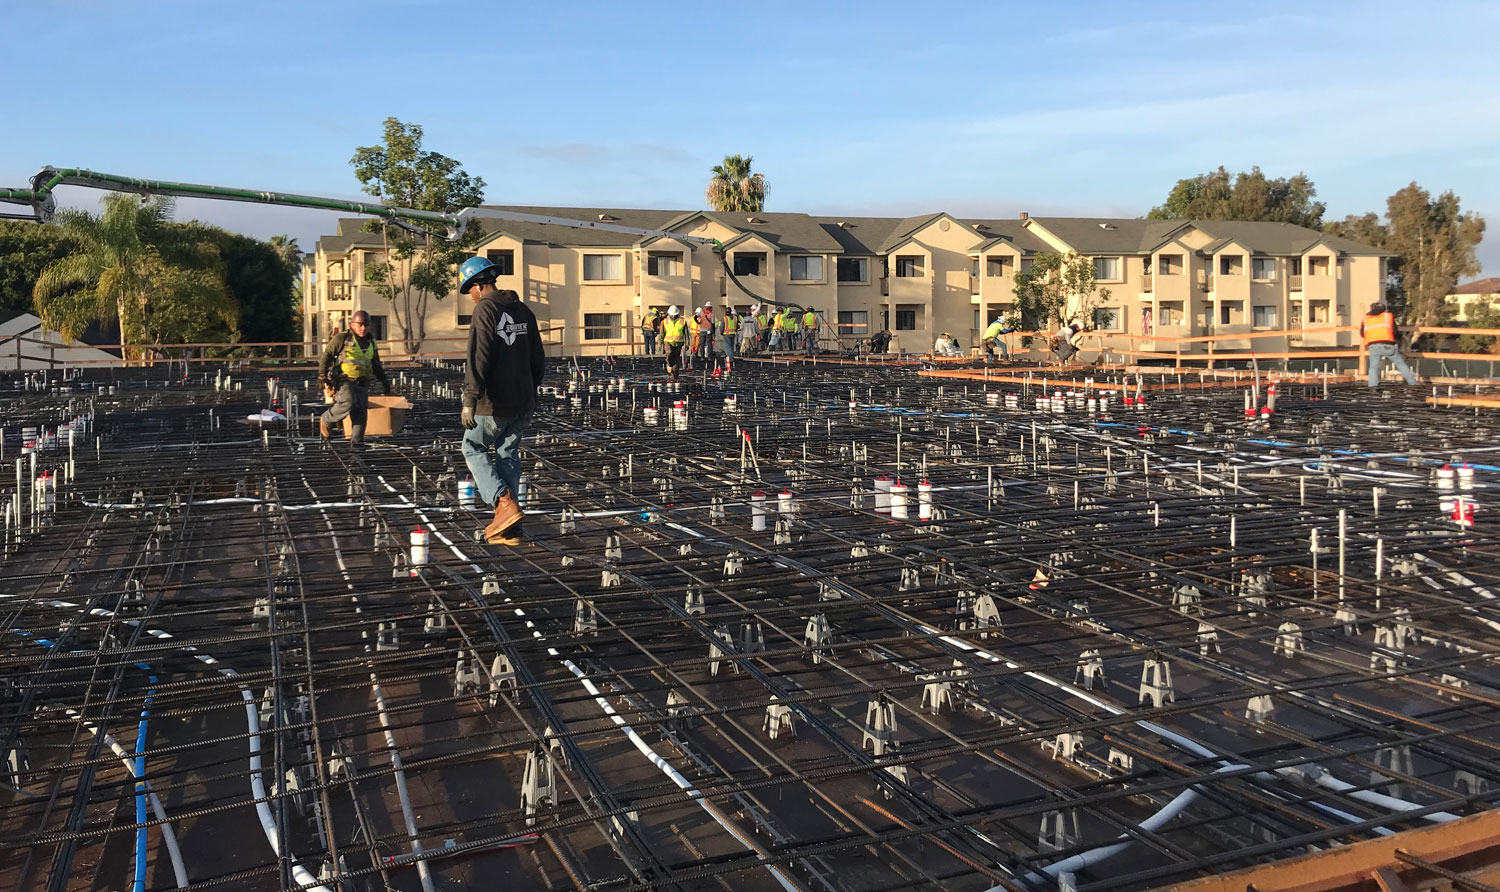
[302,207,1390,359]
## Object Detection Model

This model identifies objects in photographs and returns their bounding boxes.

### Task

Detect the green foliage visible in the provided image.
[1148,166,1325,228]
[350,117,487,350]
[1457,300,1500,353]
[182,224,298,344]
[1326,183,1486,328]
[0,221,79,314]
[1013,252,1111,329]
[32,194,236,359]
[706,154,768,213]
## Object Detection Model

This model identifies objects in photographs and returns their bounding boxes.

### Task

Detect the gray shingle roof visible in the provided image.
[964,219,1053,254]
[1026,218,1189,254]
[1190,220,1381,256]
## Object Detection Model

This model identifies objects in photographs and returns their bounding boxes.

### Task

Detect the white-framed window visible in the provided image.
[837,257,867,282]
[837,309,868,335]
[1093,306,1122,331]
[1158,302,1183,326]
[790,255,824,281]
[582,253,623,281]
[1251,257,1277,280]
[647,252,682,276]
[1252,305,1277,328]
[895,256,923,278]
[583,312,621,340]
[1093,256,1121,280]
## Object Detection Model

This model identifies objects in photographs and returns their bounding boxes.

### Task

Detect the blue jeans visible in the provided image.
[462,411,532,506]
[985,338,1009,359]
[642,331,656,355]
[719,335,735,359]
[1367,342,1416,388]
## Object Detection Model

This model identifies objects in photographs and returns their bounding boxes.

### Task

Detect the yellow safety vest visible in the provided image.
[340,335,376,381]
[1362,311,1395,345]
[662,317,688,344]
[803,312,817,329]
[782,312,798,332]
[722,314,739,334]
[756,313,769,330]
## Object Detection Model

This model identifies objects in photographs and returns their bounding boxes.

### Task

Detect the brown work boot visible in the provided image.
[489,520,524,547]
[484,493,523,544]
[319,418,333,439]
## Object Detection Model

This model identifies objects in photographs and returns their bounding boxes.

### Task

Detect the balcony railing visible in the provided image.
[328,279,352,301]
[1141,272,1153,292]
[1288,275,1303,292]
[880,277,889,297]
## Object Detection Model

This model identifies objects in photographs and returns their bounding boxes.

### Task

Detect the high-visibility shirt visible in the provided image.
[721,314,739,334]
[340,335,377,381]
[662,317,688,344]
[984,320,1005,340]
[770,313,783,332]
[1361,311,1396,346]
[641,316,656,332]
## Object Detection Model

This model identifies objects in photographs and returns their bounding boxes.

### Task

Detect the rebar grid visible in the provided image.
[0,361,1497,892]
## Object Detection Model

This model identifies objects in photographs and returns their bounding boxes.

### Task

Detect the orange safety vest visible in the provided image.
[1362,311,1396,346]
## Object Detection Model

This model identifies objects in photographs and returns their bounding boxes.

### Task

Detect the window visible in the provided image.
[1289,258,1303,276]
[837,257,868,282]
[790,255,824,281]
[310,316,318,340]
[1093,257,1121,280]
[837,310,868,336]
[1252,305,1277,328]
[1219,255,1244,276]
[973,309,981,330]
[457,314,472,328]
[1158,303,1183,326]
[895,306,919,330]
[365,314,387,340]
[972,259,980,277]
[1309,300,1330,323]
[582,254,623,281]
[732,252,764,276]
[1251,257,1276,280]
[1157,254,1182,275]
[363,251,383,267]
[1309,256,1330,276]
[647,252,682,276]
[1093,306,1121,331]
[986,255,1013,277]
[1219,301,1244,325]
[485,249,515,276]
[1019,257,1034,274]
[584,312,622,340]
[895,256,923,277]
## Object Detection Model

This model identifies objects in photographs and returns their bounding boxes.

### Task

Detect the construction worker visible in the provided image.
[697,303,717,362]
[868,327,892,354]
[661,305,689,380]
[740,305,761,355]
[318,309,390,446]
[755,304,772,352]
[1360,300,1418,388]
[1053,319,1085,362]
[802,306,819,356]
[641,308,659,356]
[767,307,784,350]
[982,316,1014,361]
[457,256,546,546]
[781,306,800,350]
[719,306,739,364]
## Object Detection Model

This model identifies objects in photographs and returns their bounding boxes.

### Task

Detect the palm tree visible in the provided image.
[706,154,768,213]
[32,193,236,362]
[268,234,302,275]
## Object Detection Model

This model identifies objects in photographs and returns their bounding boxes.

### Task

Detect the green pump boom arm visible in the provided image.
[0,165,813,309]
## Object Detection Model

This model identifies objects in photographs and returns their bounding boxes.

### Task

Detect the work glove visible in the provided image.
[461,405,477,430]
[382,380,392,396]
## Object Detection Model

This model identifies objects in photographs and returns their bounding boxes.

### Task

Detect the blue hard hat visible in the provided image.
[458,256,496,294]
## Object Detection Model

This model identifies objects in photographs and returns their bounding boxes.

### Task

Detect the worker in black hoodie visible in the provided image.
[457,256,546,545]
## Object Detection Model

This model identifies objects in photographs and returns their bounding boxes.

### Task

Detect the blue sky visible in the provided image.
[5,0,1498,276]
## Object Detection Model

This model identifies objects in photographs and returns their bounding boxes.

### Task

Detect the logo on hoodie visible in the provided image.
[495,311,529,346]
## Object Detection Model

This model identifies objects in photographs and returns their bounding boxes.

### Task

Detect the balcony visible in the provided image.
[880,277,889,297]
[1141,272,1152,292]
[1196,271,1211,293]
[1288,274,1303,292]
[328,279,353,302]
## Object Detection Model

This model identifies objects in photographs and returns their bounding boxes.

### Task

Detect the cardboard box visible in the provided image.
[343,395,412,438]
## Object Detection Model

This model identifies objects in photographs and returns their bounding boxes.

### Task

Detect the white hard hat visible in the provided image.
[668,305,680,317]
[704,302,713,309]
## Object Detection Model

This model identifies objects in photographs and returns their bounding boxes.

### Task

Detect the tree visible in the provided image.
[706,154,768,213]
[0,221,78,314]
[1325,183,1486,328]
[32,194,236,361]
[187,225,298,345]
[1148,166,1325,228]
[1013,253,1112,329]
[1457,300,1500,354]
[267,234,302,275]
[350,117,486,352]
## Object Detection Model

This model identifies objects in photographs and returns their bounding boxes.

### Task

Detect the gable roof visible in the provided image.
[963,219,1054,254]
[1454,277,1500,295]
[1192,220,1391,257]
